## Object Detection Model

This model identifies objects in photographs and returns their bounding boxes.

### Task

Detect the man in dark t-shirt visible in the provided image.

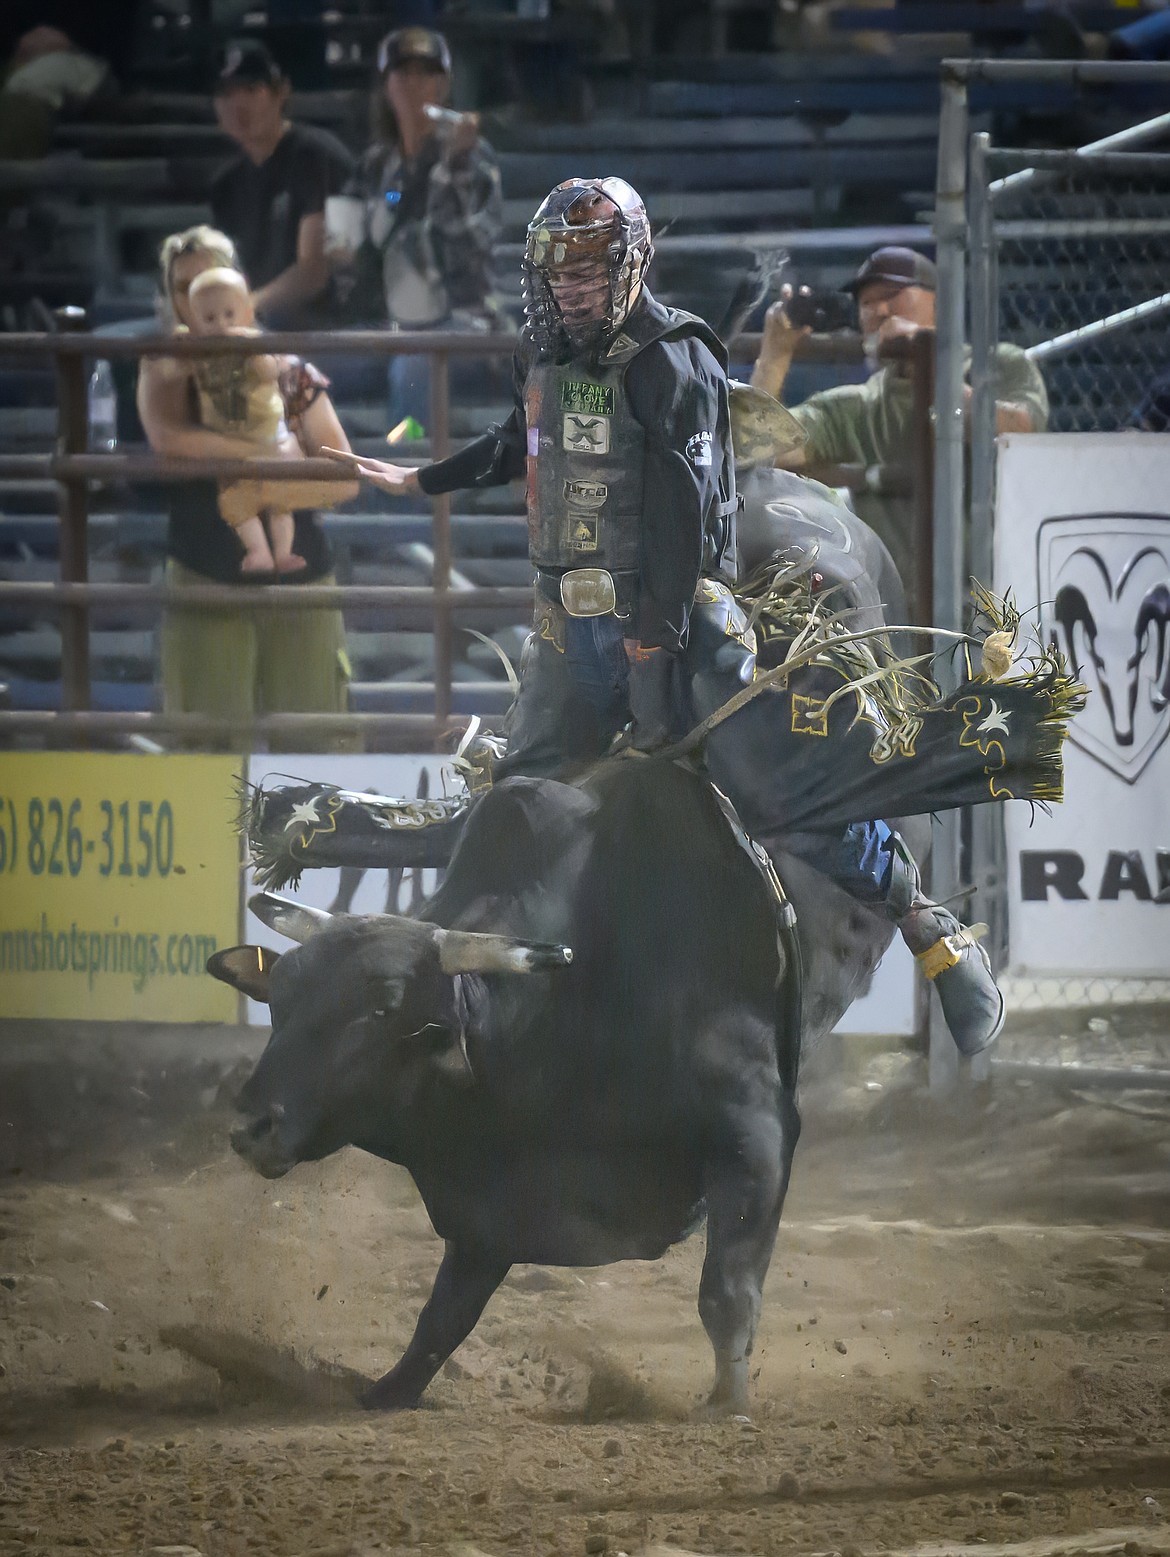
[209,39,354,327]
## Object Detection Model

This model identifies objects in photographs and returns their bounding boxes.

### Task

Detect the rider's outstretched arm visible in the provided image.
[418,350,529,496]
[326,350,529,497]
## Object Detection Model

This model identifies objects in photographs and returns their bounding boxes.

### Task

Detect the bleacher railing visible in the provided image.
[0,324,934,750]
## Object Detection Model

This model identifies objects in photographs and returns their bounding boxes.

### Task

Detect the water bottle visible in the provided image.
[88,359,118,453]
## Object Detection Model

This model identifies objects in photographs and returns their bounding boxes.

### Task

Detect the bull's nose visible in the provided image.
[230,1103,288,1165]
[227,1108,292,1177]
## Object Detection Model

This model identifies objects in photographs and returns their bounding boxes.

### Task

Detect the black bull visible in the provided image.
[212,758,924,1416]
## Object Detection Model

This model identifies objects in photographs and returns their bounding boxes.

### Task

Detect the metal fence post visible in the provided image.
[429,347,454,732]
[930,64,973,1095]
[933,66,970,643]
[53,308,92,716]
[966,129,1009,1017]
[909,330,935,628]
[968,131,997,587]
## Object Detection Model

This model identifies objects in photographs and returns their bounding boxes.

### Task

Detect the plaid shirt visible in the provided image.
[351,134,503,317]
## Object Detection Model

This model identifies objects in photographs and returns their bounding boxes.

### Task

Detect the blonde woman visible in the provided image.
[137,224,361,751]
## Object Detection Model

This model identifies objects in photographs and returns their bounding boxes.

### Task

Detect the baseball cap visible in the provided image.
[846,246,937,296]
[211,39,285,94]
[377,26,452,76]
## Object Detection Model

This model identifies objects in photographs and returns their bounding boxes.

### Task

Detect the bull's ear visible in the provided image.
[207,944,282,1002]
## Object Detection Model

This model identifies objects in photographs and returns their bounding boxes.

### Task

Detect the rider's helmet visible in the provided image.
[523,177,653,357]
[727,381,807,469]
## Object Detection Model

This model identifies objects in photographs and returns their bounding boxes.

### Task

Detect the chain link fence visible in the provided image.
[940,64,1170,1038]
[986,148,1170,435]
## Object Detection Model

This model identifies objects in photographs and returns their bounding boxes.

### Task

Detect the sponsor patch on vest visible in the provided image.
[567,515,599,552]
[686,429,713,468]
[563,479,607,510]
[561,380,615,416]
[563,414,610,454]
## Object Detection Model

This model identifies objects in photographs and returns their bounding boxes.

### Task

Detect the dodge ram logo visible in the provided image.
[1038,513,1170,783]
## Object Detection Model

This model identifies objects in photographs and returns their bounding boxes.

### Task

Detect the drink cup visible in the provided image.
[423,104,463,129]
[325,195,365,255]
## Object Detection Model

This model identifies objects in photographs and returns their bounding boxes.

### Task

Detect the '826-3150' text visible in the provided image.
[0,797,177,880]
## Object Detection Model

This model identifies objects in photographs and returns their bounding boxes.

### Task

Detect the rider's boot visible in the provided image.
[884,839,1005,1057]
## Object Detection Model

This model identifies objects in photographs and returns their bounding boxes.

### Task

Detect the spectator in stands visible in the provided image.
[750,246,1048,594]
[186,265,307,576]
[210,40,354,329]
[1,0,138,91]
[136,224,361,752]
[0,26,109,159]
[331,26,503,426]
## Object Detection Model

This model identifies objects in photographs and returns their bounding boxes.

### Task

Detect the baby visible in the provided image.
[187,267,305,574]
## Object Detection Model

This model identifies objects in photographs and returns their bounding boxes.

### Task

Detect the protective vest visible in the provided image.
[523,300,738,581]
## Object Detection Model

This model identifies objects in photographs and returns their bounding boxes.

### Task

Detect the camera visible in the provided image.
[784,285,854,334]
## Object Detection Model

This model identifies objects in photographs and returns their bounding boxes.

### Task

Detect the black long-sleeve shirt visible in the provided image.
[417,293,730,651]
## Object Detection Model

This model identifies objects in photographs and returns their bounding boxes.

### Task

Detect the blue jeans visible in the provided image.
[833,819,897,905]
[563,614,630,722]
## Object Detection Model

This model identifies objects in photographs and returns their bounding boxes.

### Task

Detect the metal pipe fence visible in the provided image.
[0,322,935,750]
[933,60,1170,1070]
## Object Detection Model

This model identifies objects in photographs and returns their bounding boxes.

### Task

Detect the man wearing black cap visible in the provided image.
[751,245,1048,594]
[209,39,354,327]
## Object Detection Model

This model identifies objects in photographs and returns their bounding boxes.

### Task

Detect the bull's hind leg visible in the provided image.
[364,1242,510,1410]
[698,1094,801,1416]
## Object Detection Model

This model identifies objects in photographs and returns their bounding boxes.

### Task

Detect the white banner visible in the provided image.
[995,433,1170,977]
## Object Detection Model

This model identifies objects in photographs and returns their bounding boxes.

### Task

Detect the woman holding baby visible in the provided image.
[137,223,361,752]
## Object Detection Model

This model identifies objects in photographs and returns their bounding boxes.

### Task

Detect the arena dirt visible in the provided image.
[1,1026,1168,1557]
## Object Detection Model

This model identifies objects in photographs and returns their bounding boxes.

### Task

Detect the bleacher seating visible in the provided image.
[1,1,1164,737]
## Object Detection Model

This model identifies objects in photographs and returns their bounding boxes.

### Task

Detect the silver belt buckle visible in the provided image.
[559,568,617,618]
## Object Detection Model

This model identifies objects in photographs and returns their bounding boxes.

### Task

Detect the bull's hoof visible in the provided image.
[695,1394,751,1422]
[699,1355,750,1419]
[361,1380,423,1412]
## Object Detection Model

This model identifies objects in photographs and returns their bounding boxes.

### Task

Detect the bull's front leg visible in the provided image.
[364,1242,510,1410]
[698,1092,800,1417]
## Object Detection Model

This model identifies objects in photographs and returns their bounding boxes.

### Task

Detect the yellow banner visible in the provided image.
[0,754,241,1022]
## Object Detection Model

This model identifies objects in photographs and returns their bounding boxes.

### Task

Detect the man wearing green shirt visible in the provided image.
[750,246,1048,597]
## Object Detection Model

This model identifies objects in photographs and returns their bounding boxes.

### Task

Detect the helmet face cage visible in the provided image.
[523,178,652,355]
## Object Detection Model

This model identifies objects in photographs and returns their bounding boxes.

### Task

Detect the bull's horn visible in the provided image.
[249,891,333,944]
[434,928,573,976]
